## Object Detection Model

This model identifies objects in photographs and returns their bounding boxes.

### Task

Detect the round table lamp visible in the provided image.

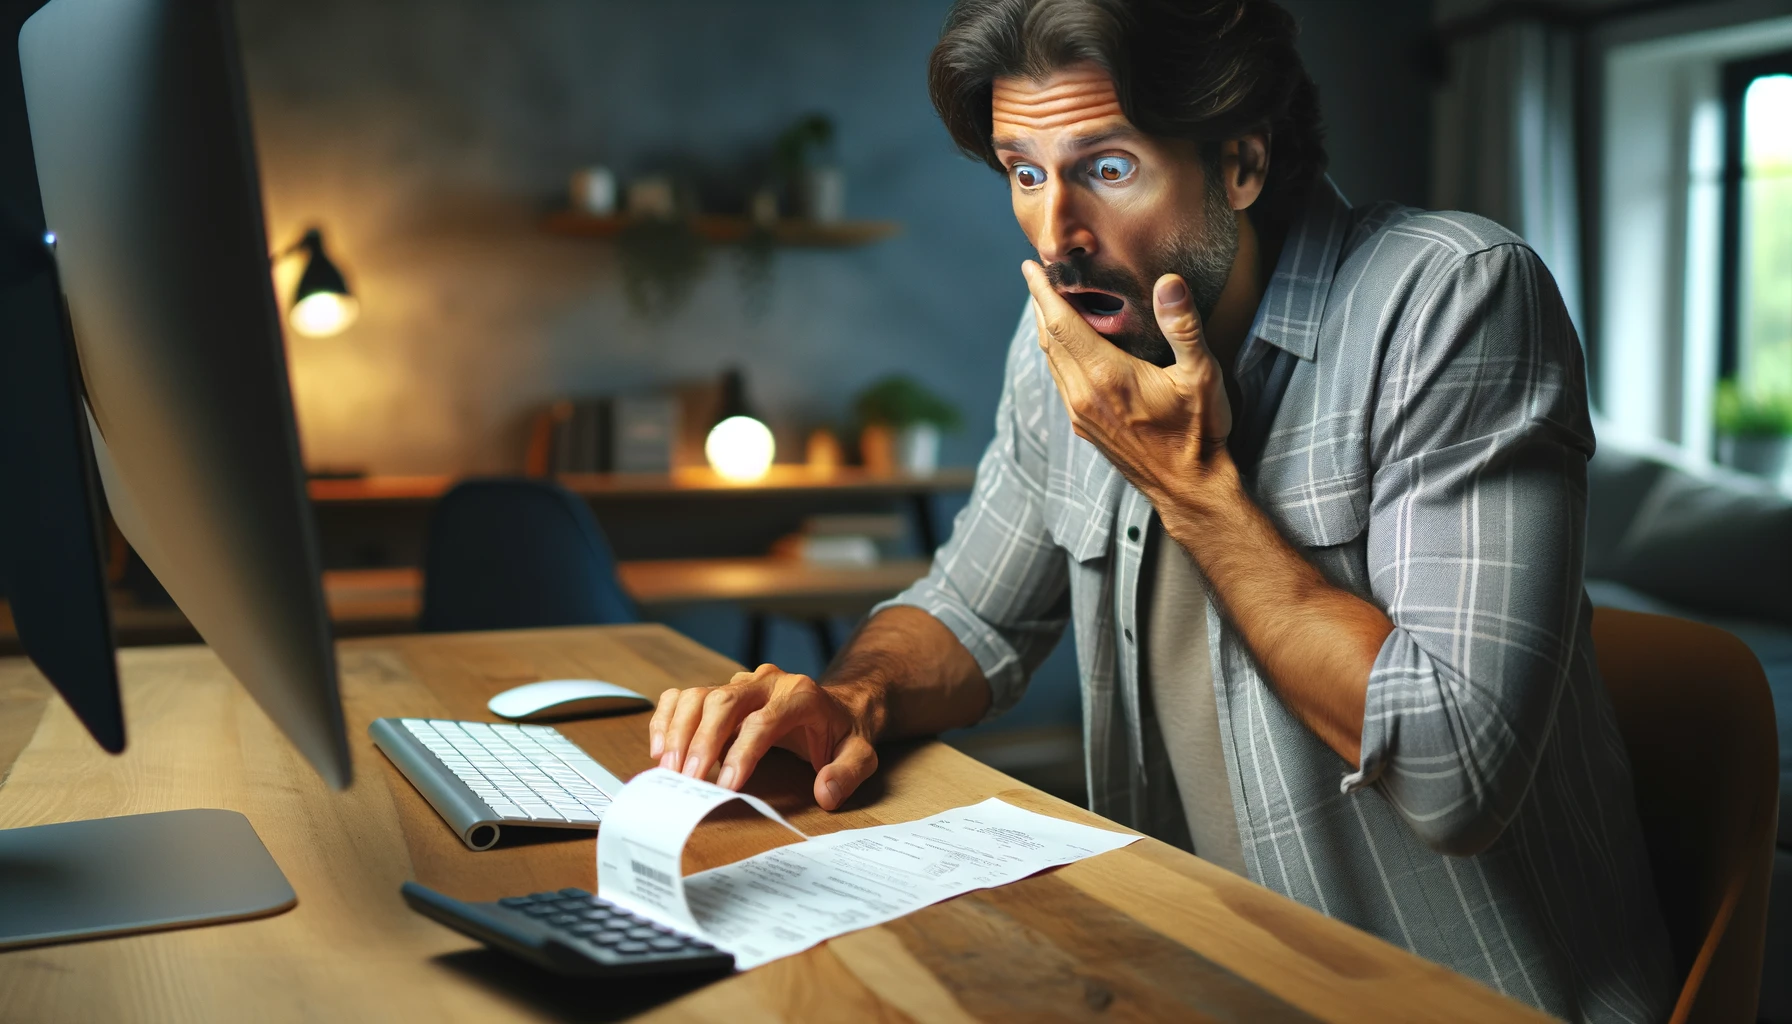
[704,369,774,482]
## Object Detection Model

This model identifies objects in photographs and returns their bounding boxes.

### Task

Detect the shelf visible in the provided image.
[307,466,975,504]
[541,211,901,248]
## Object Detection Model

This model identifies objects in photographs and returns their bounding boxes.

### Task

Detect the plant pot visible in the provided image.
[897,423,940,475]
[859,423,896,475]
[1717,434,1791,481]
[802,166,845,223]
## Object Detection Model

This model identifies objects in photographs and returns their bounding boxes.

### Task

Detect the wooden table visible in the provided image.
[307,468,975,566]
[0,627,1543,1022]
[0,559,933,656]
[306,467,977,505]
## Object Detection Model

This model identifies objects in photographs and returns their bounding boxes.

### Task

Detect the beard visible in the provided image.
[1042,176,1239,367]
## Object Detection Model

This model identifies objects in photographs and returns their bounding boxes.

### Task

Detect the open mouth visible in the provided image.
[1061,289,1127,331]
[1065,290,1125,317]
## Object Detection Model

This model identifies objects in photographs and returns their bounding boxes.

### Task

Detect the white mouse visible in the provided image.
[487,679,654,722]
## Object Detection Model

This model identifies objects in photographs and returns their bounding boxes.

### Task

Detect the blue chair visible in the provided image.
[419,479,637,633]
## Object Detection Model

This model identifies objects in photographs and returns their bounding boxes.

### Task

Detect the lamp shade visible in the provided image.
[706,416,775,482]
[704,369,773,481]
[287,228,358,337]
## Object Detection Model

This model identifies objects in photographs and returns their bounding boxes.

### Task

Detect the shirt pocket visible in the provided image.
[1043,428,1125,563]
[1253,433,1370,550]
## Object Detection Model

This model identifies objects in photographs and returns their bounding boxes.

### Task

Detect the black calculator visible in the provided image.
[401,881,735,978]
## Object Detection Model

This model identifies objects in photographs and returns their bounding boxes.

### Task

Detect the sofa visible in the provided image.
[1585,429,1791,1021]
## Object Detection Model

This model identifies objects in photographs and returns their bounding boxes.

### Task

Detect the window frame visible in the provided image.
[1718,48,1792,382]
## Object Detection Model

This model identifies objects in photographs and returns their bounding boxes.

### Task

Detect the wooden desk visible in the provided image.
[0,558,932,655]
[307,468,976,566]
[306,468,977,505]
[0,626,1541,1022]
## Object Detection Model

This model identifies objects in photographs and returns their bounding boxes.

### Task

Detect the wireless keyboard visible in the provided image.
[369,718,626,850]
[402,882,734,978]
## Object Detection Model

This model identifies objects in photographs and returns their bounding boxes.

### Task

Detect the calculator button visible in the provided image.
[548,913,580,926]
[648,937,684,952]
[594,929,627,945]
[625,926,658,940]
[498,897,532,908]
[568,923,601,936]
[559,888,589,898]
[520,904,557,917]
[616,940,650,955]
[580,909,613,922]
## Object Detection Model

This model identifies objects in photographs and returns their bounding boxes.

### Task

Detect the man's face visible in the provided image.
[992,64,1238,367]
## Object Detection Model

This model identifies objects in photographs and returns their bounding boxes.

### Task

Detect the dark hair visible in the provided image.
[928,0,1326,234]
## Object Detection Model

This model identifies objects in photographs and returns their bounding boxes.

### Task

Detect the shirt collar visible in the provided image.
[1241,176,1351,363]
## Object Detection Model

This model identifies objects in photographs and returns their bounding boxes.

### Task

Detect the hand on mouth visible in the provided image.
[1060,288,1128,334]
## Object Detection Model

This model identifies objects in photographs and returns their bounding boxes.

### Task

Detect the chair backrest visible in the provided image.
[1591,608,1779,1024]
[419,479,637,633]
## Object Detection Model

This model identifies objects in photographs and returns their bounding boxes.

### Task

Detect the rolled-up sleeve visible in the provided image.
[1342,243,1594,857]
[874,306,1071,720]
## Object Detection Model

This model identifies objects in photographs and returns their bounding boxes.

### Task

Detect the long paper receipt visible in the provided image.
[596,768,1140,969]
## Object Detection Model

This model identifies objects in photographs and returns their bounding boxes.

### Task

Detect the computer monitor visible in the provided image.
[15,0,351,786]
[0,0,352,948]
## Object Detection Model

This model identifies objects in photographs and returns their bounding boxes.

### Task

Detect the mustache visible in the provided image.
[1042,256,1146,302]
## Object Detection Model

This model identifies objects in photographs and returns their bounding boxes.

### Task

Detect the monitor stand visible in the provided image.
[0,807,296,949]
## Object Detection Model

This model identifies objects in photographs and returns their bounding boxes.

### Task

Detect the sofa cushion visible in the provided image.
[1585,446,1669,579]
[1606,467,1792,627]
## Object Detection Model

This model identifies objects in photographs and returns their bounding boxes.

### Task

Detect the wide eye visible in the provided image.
[1092,155,1135,184]
[1012,162,1046,189]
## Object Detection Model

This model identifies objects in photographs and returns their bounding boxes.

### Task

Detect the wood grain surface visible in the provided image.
[0,626,1546,1022]
[306,467,976,504]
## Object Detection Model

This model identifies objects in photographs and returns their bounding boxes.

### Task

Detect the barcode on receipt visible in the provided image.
[632,860,672,886]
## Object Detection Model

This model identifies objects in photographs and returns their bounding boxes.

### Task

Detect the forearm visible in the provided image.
[822,606,992,742]
[1156,453,1391,766]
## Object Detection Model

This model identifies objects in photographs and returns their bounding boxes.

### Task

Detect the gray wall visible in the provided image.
[236,0,1434,478]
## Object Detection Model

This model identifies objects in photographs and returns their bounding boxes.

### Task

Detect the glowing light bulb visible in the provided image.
[705,415,775,482]
[289,291,359,338]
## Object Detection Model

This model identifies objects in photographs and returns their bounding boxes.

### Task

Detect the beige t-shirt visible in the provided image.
[1140,520,1248,876]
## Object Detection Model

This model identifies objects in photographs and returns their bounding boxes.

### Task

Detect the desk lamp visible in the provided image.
[281,227,358,337]
[705,368,775,482]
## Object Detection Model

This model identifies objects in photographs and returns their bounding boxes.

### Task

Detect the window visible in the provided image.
[1721,51,1792,401]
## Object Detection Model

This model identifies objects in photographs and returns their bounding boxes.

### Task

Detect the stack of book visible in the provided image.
[772,514,908,566]
[524,396,678,475]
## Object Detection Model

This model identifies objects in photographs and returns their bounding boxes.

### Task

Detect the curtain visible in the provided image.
[1432,19,1585,333]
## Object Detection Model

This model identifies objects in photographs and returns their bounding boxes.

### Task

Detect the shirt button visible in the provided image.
[1127,525,1140,542]
[1124,629,1134,643]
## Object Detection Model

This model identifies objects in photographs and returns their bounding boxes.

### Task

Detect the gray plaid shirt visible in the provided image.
[883,182,1676,1022]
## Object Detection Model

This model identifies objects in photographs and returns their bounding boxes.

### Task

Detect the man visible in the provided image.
[650,1,1675,1019]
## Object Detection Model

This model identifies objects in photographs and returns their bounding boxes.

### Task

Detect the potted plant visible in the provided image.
[773,113,842,222]
[1715,380,1792,482]
[852,375,962,475]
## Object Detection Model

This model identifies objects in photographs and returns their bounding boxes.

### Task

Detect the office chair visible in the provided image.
[1592,608,1780,1024]
[419,479,637,633]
